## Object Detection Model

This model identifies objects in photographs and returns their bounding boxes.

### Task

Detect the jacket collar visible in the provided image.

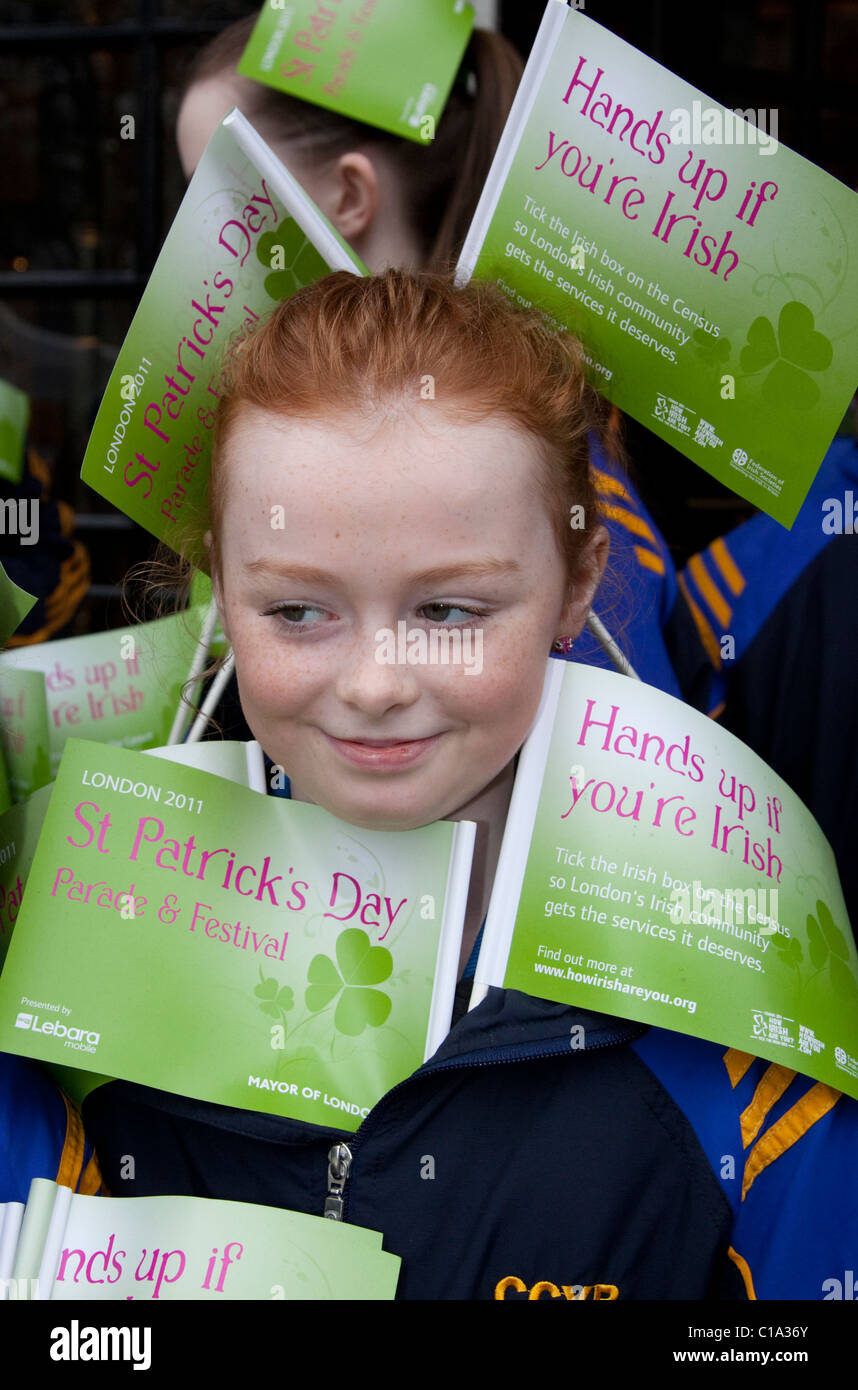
[428,986,646,1068]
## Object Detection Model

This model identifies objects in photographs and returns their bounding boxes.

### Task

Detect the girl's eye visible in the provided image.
[262,603,330,628]
[419,603,486,625]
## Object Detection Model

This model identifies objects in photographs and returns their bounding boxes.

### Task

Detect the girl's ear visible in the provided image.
[556,524,610,643]
[328,151,379,243]
[204,530,230,642]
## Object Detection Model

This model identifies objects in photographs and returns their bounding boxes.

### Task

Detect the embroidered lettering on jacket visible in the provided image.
[494,1275,619,1300]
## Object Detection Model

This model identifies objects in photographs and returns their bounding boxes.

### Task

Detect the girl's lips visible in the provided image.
[322,731,441,769]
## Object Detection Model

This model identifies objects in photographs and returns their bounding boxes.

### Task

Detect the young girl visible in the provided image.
[86,271,857,1301]
[176,16,683,698]
[176,14,523,272]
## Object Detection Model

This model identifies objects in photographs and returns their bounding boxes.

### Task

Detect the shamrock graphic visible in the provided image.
[256,217,329,301]
[254,969,295,1019]
[305,928,393,1037]
[770,929,803,968]
[739,300,833,410]
[691,328,731,368]
[805,900,858,1005]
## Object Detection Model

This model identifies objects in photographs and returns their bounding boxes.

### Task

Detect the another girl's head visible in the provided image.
[177,16,523,270]
[205,270,612,833]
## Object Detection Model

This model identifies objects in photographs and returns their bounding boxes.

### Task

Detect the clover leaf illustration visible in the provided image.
[806,900,858,1005]
[770,930,803,968]
[691,328,731,368]
[254,969,295,1019]
[256,217,329,301]
[305,928,393,1037]
[739,300,833,410]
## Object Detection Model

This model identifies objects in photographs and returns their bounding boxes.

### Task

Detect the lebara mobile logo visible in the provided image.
[14,1011,100,1052]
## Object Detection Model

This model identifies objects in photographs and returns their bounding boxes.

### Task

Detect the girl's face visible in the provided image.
[211,403,606,831]
[177,77,330,199]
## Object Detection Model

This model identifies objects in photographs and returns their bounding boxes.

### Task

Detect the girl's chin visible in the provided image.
[286,776,466,831]
[316,793,455,832]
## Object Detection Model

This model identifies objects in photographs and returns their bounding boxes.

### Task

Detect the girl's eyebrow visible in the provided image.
[244,558,524,586]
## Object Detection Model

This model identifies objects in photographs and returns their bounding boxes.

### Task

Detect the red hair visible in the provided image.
[208,269,618,590]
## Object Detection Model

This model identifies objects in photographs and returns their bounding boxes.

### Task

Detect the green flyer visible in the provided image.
[0,666,52,802]
[0,739,474,1130]
[238,0,475,144]
[0,379,29,486]
[0,611,208,779]
[474,660,858,1101]
[0,561,36,648]
[0,747,11,818]
[458,1,858,527]
[0,783,53,969]
[80,110,366,562]
[5,1178,400,1301]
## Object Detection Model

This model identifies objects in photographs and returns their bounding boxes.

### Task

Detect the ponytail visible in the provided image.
[428,28,524,270]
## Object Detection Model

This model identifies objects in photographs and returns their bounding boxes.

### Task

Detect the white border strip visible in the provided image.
[426,819,477,1056]
[468,656,564,1006]
[224,108,366,275]
[455,0,568,284]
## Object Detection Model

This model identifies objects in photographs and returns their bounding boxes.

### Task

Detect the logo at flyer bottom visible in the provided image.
[12,1009,100,1050]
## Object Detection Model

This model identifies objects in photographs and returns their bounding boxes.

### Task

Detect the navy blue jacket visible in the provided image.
[676,435,858,933]
[82,983,858,1300]
[0,1051,104,1202]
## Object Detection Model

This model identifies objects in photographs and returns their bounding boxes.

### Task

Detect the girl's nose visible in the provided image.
[334,626,422,715]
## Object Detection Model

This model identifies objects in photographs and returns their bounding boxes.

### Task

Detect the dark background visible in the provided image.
[0,0,856,635]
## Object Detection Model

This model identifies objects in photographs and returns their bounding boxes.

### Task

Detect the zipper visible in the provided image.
[323,1021,643,1223]
[325,1141,353,1220]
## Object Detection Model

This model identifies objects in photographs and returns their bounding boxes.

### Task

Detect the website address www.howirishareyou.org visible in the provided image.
[533,960,697,1014]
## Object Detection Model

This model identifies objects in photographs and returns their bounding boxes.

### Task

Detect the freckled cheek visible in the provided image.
[439,662,542,737]
[491,638,550,727]
[230,633,273,702]
[231,632,311,723]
